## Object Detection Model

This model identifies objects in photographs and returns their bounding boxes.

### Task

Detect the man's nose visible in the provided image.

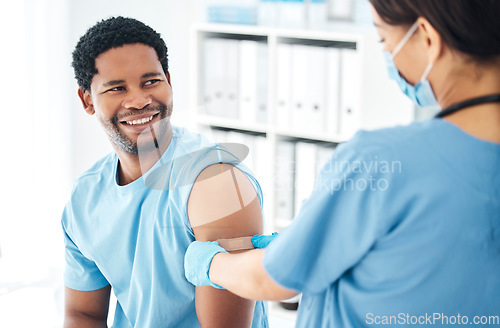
[122,89,152,109]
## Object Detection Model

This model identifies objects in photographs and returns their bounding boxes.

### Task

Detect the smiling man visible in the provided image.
[62,17,268,327]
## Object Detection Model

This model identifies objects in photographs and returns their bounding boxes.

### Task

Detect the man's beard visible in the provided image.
[99,103,172,154]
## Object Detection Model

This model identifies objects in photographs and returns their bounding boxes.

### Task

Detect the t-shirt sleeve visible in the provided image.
[62,214,109,291]
[263,131,397,294]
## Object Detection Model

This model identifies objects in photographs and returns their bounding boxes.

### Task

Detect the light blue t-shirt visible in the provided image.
[264,119,500,328]
[62,126,268,328]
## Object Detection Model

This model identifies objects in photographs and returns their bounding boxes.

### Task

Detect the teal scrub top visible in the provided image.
[62,126,269,328]
[264,119,500,328]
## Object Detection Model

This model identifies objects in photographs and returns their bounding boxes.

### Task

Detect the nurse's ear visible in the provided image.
[78,88,95,115]
[416,17,444,64]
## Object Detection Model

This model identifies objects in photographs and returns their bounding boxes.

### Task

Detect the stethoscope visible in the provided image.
[435,94,500,118]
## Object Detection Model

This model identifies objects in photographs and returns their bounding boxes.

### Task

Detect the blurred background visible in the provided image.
[0,0,437,327]
[0,1,203,326]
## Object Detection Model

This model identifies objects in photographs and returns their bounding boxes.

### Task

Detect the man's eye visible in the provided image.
[144,79,161,86]
[107,86,125,92]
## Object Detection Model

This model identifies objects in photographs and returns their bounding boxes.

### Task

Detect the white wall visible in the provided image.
[0,0,72,275]
[0,0,73,326]
[0,1,204,326]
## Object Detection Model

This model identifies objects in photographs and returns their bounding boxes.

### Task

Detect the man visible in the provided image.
[62,16,268,327]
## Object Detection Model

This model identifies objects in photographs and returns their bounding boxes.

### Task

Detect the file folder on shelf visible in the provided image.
[211,128,228,145]
[291,45,328,134]
[339,48,362,139]
[203,38,240,120]
[239,40,259,124]
[225,130,248,163]
[306,46,327,133]
[326,47,341,136]
[239,40,268,124]
[243,133,257,171]
[290,44,309,132]
[315,144,336,179]
[202,38,223,117]
[256,42,268,124]
[274,140,295,224]
[294,141,317,217]
[276,43,292,129]
[224,39,240,119]
[252,135,270,197]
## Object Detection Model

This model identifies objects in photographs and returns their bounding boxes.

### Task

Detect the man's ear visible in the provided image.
[77,88,95,115]
[166,72,172,87]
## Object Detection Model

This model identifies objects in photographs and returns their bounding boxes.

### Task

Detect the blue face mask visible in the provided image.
[384,21,439,108]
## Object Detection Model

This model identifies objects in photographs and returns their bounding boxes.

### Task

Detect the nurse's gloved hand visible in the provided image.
[184,241,228,289]
[251,232,279,248]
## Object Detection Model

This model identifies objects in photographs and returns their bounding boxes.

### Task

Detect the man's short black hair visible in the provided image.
[72,16,169,91]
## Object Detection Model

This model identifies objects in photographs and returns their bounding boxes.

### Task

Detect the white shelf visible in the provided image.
[275,128,345,144]
[194,22,377,42]
[197,114,267,135]
[190,23,414,231]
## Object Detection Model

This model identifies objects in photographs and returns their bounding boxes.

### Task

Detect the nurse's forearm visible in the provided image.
[208,249,298,301]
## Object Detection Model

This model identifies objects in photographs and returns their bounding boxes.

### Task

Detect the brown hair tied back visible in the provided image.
[369,0,500,62]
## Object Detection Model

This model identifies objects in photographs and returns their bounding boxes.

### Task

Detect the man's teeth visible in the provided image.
[126,115,154,125]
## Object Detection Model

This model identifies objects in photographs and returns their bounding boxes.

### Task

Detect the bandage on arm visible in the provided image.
[216,236,254,252]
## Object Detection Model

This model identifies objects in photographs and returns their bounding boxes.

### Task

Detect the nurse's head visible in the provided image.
[369,0,500,109]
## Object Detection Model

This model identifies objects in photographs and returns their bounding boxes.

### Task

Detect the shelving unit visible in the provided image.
[190,22,414,233]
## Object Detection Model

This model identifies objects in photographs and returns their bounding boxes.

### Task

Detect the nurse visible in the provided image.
[185,0,500,326]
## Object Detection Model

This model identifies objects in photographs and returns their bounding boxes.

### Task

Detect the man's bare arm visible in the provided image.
[187,163,263,328]
[64,285,111,328]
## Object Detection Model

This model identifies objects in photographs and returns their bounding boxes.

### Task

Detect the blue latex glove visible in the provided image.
[184,241,228,289]
[251,232,279,248]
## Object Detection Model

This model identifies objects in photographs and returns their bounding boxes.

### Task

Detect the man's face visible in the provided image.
[80,43,173,154]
